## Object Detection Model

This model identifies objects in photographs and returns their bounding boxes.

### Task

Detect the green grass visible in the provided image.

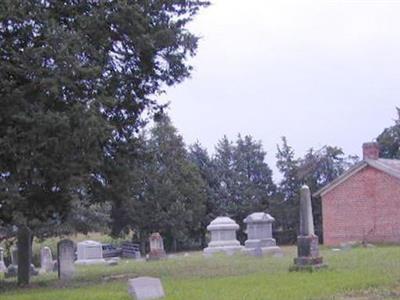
[1,246,400,300]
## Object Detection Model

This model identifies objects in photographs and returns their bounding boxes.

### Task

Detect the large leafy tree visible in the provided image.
[0,0,209,232]
[297,146,358,238]
[377,108,400,159]
[274,137,358,243]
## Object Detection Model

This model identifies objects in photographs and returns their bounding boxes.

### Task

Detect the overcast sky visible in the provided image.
[161,0,400,180]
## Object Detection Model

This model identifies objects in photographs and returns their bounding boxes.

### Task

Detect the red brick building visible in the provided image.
[315,142,400,246]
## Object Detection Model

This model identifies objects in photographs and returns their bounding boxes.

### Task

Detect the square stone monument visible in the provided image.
[58,239,75,280]
[243,212,282,256]
[148,233,166,261]
[128,277,165,300]
[203,216,243,255]
[75,240,106,265]
[290,185,326,271]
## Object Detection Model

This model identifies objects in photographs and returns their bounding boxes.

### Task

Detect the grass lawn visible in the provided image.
[1,246,400,300]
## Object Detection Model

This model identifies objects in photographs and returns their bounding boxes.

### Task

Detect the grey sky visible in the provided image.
[161,0,400,179]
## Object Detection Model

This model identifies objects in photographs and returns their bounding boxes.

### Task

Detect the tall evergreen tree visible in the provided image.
[213,135,276,241]
[273,137,301,243]
[188,142,218,247]
[112,116,206,252]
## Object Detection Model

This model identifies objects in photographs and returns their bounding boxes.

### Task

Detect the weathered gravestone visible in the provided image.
[0,247,6,273]
[203,216,244,255]
[147,233,166,261]
[58,239,75,280]
[17,225,32,285]
[40,247,55,273]
[243,212,282,256]
[290,185,326,271]
[128,277,165,300]
[75,240,106,265]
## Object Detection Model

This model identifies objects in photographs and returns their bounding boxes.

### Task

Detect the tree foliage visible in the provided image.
[0,0,209,231]
[111,116,207,252]
[273,137,358,243]
[377,108,400,159]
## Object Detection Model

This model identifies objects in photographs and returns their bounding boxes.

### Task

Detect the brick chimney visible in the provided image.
[362,142,380,160]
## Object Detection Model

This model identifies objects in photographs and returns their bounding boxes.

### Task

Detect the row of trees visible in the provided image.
[6,106,400,251]
[105,115,359,250]
[2,0,400,255]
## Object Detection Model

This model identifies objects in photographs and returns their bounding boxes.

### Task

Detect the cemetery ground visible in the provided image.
[0,243,400,300]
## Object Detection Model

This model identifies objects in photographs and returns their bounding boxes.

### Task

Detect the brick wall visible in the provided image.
[322,166,400,246]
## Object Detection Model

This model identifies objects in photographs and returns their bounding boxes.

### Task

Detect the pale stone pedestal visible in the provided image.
[203,217,244,255]
[243,212,282,256]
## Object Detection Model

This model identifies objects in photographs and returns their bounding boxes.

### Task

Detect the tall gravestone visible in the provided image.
[291,185,325,271]
[17,225,32,285]
[0,247,6,273]
[58,239,75,280]
[148,233,166,261]
[40,247,55,273]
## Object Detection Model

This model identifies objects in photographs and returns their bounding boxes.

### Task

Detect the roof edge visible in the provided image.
[313,161,368,197]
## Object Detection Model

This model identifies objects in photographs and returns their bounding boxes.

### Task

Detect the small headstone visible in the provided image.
[58,239,75,280]
[147,233,166,261]
[75,240,106,265]
[40,247,55,273]
[128,277,165,300]
[17,225,32,285]
[291,185,326,271]
[0,247,6,273]
[203,217,244,255]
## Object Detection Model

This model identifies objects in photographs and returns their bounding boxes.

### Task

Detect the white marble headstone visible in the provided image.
[40,247,54,273]
[128,277,165,300]
[58,239,75,280]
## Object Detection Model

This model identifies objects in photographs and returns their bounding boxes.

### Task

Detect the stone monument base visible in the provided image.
[75,258,106,265]
[203,245,244,256]
[5,264,38,278]
[147,249,167,261]
[242,246,283,257]
[289,261,327,272]
[291,235,327,271]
